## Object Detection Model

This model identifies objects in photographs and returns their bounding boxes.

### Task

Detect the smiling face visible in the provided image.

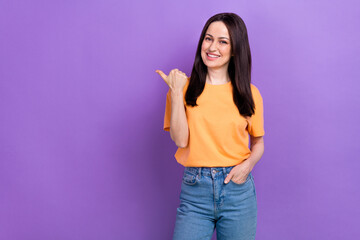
[201,21,232,71]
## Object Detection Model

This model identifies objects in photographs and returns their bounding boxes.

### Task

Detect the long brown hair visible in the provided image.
[185,12,255,117]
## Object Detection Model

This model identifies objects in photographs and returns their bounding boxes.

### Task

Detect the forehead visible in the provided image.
[205,21,229,38]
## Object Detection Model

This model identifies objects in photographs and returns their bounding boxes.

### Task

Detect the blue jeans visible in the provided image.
[173,166,257,240]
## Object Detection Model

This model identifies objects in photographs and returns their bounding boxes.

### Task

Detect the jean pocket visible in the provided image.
[182,170,197,185]
[230,173,252,186]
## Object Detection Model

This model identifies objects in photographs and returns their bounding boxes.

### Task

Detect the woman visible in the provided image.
[156,12,264,240]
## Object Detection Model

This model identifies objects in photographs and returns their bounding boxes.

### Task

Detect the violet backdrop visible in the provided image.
[0,0,359,239]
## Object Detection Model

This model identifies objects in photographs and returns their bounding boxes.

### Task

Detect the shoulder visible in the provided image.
[185,76,190,88]
[250,83,260,93]
[250,83,263,101]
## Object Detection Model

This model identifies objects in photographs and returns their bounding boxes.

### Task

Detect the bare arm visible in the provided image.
[245,135,264,171]
[169,89,189,148]
[156,68,189,148]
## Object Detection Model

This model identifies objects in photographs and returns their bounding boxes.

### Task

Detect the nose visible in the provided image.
[209,41,217,51]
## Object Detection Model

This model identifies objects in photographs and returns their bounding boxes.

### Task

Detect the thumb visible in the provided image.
[155,70,169,85]
[224,172,233,184]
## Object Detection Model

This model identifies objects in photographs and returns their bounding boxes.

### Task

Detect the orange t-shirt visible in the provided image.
[163,78,265,167]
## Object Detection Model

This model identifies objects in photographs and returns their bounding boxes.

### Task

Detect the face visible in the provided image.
[201,21,232,71]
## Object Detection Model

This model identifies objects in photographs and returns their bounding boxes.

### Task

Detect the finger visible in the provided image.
[224,173,232,184]
[179,71,188,77]
[175,70,186,77]
[155,70,168,83]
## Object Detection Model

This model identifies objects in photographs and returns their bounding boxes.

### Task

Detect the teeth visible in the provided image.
[208,53,219,58]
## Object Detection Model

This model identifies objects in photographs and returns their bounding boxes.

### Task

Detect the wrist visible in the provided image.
[170,90,184,102]
[170,89,183,95]
[243,158,255,171]
[171,87,183,95]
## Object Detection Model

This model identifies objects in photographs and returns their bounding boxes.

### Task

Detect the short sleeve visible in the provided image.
[163,89,171,132]
[247,84,265,137]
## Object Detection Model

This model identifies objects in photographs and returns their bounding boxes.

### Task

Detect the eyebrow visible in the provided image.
[205,34,229,40]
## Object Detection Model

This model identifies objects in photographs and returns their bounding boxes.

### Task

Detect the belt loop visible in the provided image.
[198,167,202,179]
[222,167,226,176]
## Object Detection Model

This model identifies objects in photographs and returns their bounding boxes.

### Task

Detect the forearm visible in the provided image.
[244,136,264,171]
[169,89,189,148]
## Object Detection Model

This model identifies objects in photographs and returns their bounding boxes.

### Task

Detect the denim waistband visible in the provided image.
[184,166,235,177]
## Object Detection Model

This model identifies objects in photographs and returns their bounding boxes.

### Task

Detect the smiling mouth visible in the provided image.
[207,53,220,58]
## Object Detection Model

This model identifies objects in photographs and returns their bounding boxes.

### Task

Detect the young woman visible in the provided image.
[156,12,264,240]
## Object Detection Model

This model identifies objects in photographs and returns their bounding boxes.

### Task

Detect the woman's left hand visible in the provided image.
[224,160,253,184]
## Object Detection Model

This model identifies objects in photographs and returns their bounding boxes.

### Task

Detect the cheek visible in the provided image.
[222,46,231,56]
[201,40,211,49]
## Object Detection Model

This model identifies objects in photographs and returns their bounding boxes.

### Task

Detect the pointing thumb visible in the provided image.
[155,70,168,82]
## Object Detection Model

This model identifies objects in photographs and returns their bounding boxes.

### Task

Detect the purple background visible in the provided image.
[1,0,359,239]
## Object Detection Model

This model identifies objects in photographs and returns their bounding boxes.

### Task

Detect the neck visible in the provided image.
[206,67,230,84]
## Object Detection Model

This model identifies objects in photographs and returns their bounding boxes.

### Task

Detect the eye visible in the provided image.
[205,37,212,41]
[220,41,228,44]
